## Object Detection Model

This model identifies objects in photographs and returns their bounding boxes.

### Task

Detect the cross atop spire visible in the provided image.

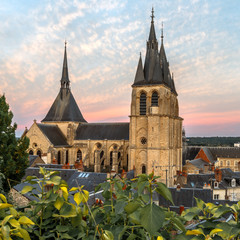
[161,22,164,44]
[151,7,154,23]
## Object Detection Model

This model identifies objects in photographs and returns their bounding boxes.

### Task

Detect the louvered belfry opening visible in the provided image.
[140,93,147,115]
[151,91,158,106]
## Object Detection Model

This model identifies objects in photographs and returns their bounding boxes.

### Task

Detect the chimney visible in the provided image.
[214,168,222,182]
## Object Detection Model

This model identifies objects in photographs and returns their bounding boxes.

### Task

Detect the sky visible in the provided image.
[0,0,240,137]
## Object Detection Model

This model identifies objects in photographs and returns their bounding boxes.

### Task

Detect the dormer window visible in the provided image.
[214,181,219,188]
[231,178,236,187]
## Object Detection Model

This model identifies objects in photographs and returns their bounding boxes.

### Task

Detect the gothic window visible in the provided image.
[77,150,82,161]
[227,160,230,167]
[151,91,158,106]
[58,151,61,164]
[66,150,69,164]
[142,165,146,174]
[29,150,33,155]
[140,93,147,115]
[110,151,113,166]
[37,150,42,158]
[118,152,121,160]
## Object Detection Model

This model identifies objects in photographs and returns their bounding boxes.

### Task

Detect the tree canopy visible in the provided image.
[0,95,29,192]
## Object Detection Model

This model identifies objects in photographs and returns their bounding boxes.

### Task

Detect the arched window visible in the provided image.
[140,93,147,115]
[151,91,158,106]
[100,151,104,159]
[142,165,146,174]
[118,152,121,160]
[220,161,223,167]
[110,151,113,166]
[101,159,104,166]
[227,160,230,167]
[58,151,61,164]
[77,150,82,161]
[29,150,33,155]
[65,150,69,164]
[37,150,42,158]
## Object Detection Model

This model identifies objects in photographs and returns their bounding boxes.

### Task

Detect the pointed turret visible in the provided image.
[148,7,157,42]
[144,7,158,82]
[42,43,87,123]
[134,53,145,84]
[61,41,70,89]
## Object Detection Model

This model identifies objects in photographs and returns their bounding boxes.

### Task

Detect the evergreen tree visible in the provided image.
[0,95,29,193]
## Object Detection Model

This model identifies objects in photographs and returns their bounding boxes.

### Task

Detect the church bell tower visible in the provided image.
[129,9,183,187]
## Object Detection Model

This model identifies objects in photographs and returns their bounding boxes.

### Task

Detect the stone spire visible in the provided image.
[134,53,145,84]
[61,41,70,89]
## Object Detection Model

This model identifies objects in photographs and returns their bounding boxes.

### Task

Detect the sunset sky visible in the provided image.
[0,0,240,137]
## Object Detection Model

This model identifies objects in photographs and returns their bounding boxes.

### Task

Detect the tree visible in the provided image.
[0,95,29,193]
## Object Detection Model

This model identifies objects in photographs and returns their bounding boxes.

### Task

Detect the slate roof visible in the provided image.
[29,155,39,167]
[189,158,210,169]
[133,10,177,95]
[208,147,240,160]
[37,123,69,146]
[158,188,212,208]
[42,89,86,123]
[68,172,107,192]
[24,167,78,182]
[75,123,129,140]
[42,44,86,123]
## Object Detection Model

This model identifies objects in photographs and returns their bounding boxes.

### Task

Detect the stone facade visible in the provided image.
[25,10,183,186]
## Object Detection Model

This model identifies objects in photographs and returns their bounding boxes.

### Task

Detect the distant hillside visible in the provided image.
[187,137,240,147]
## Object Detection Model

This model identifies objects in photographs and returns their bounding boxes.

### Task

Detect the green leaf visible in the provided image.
[128,209,141,225]
[0,194,7,203]
[47,175,61,185]
[60,233,74,239]
[156,182,173,204]
[186,229,204,236]
[58,202,77,218]
[213,205,231,218]
[10,207,18,217]
[56,225,70,232]
[9,218,20,228]
[2,225,10,239]
[0,203,12,209]
[39,167,46,176]
[69,187,79,192]
[82,190,89,203]
[21,185,33,194]
[102,230,114,240]
[140,203,165,236]
[18,216,35,225]
[171,216,186,232]
[18,228,31,240]
[54,196,64,210]
[115,200,126,215]
[195,198,205,211]
[209,228,223,237]
[74,192,83,205]
[124,201,141,214]
[2,215,13,226]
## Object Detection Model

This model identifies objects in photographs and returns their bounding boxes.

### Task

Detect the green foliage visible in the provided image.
[0,193,34,239]
[178,198,240,240]
[3,167,240,239]
[0,95,29,193]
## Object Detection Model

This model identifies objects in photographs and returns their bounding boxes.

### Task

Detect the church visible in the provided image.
[24,9,183,187]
